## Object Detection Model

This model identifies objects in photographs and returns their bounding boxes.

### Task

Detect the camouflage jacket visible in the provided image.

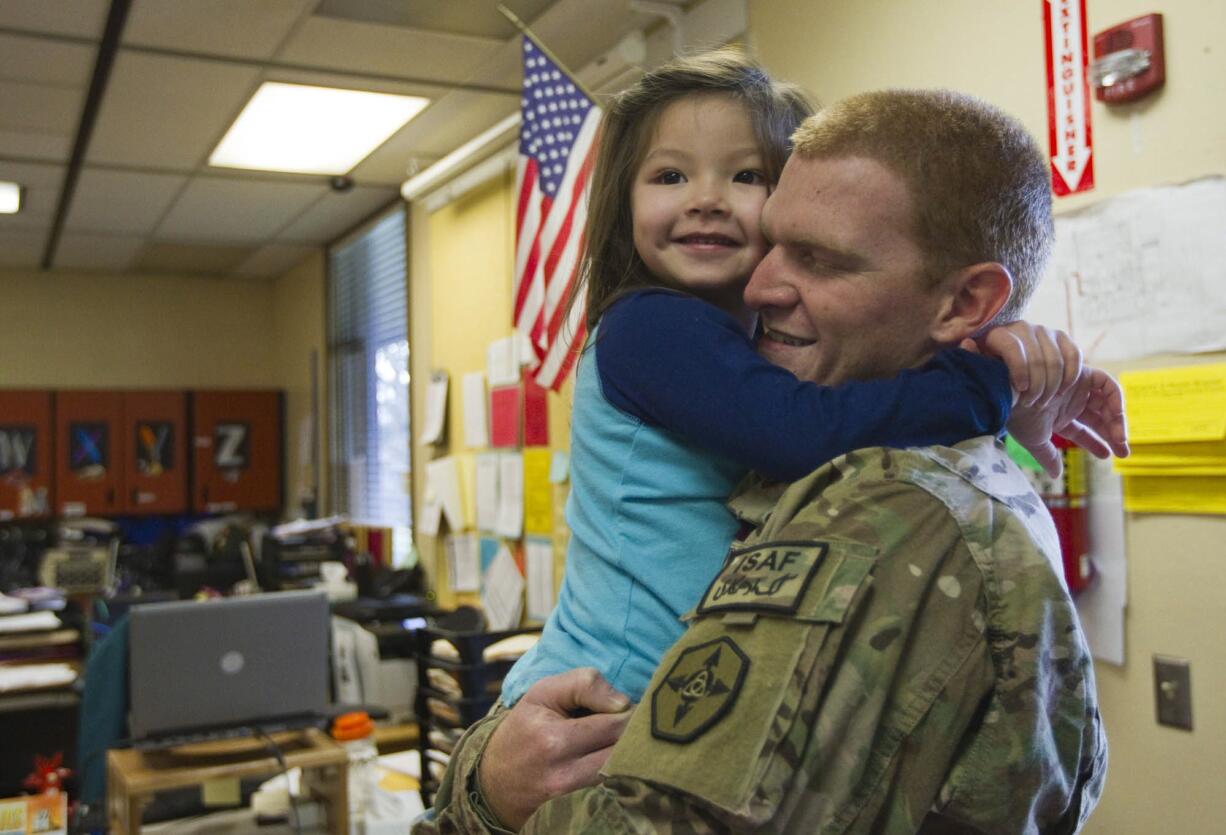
[421,438,1107,834]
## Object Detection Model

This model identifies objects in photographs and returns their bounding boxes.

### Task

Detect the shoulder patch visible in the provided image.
[697,541,827,616]
[651,637,748,743]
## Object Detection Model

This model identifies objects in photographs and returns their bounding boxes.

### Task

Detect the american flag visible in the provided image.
[513,35,601,391]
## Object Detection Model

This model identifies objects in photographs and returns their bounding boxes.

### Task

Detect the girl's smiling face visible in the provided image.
[630,94,770,326]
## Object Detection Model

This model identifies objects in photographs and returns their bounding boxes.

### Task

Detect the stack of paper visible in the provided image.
[1116,363,1226,514]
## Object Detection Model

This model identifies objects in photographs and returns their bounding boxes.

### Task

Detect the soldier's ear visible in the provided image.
[927,262,1012,344]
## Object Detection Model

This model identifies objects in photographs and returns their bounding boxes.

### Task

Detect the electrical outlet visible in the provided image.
[1153,655,1193,731]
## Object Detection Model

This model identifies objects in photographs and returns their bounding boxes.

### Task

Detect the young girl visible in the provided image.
[500,50,1058,706]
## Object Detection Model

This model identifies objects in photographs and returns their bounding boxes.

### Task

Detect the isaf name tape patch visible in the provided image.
[697,541,828,616]
[651,637,748,743]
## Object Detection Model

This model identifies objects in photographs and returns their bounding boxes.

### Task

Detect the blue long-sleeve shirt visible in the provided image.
[500,288,1011,704]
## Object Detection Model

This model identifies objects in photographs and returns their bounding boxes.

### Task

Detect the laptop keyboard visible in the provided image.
[133,714,321,751]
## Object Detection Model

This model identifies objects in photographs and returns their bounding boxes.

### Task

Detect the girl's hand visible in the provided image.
[961,325,1130,477]
[1004,366,1130,478]
[972,322,1081,408]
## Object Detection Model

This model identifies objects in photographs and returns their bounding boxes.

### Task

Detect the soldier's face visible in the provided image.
[745,154,946,387]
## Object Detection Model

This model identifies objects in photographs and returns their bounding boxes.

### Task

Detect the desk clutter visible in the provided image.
[0,594,81,694]
[0,513,554,828]
[0,511,434,827]
[413,616,541,806]
[0,586,83,805]
[0,501,555,828]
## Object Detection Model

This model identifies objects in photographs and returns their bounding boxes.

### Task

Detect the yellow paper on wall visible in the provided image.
[1113,437,1226,476]
[1120,363,1226,444]
[1122,475,1226,515]
[523,448,553,536]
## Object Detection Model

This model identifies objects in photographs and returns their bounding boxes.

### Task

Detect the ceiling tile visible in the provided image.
[233,243,317,278]
[0,159,64,189]
[155,176,327,242]
[0,32,96,87]
[463,0,637,89]
[87,51,262,169]
[0,0,109,39]
[0,228,46,270]
[462,35,522,91]
[278,17,502,85]
[54,233,146,273]
[124,0,316,61]
[0,129,72,162]
[65,168,188,235]
[0,0,682,279]
[313,0,554,39]
[276,185,398,243]
[135,241,254,276]
[0,80,85,136]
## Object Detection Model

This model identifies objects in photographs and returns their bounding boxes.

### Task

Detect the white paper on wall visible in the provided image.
[1028,176,1226,363]
[487,337,521,387]
[524,537,555,621]
[419,372,449,445]
[495,451,524,539]
[475,452,500,533]
[445,532,481,592]
[481,545,524,631]
[425,456,466,532]
[462,372,489,448]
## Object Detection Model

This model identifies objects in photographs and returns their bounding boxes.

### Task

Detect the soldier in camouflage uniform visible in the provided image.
[424,441,1105,833]
[418,89,1113,833]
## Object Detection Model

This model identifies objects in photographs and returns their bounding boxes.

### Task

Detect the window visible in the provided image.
[328,207,413,562]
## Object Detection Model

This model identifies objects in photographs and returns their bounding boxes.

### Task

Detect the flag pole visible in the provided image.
[497,3,598,102]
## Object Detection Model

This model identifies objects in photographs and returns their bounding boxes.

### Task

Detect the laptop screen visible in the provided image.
[127,590,329,741]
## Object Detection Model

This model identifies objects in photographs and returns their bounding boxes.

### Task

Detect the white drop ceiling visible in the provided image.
[0,0,690,279]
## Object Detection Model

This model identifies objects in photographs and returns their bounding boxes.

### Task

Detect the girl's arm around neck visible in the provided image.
[596,289,1011,482]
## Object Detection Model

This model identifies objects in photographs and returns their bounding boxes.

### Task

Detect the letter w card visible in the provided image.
[697,541,827,616]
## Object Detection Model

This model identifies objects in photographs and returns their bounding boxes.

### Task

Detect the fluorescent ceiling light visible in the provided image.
[210,82,429,175]
[0,181,20,214]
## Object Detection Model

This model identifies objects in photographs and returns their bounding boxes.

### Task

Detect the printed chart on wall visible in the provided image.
[1026,177,1226,363]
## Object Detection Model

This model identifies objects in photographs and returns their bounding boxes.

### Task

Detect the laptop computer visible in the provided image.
[127,590,329,745]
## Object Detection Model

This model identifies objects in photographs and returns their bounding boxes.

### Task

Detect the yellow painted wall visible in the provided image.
[272,251,328,517]
[751,1,1225,831]
[408,170,575,610]
[414,172,514,610]
[0,269,278,387]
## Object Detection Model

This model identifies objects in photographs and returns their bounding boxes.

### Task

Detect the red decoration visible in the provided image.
[23,752,71,795]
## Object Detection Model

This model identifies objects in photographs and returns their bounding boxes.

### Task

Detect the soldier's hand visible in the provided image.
[479,668,633,830]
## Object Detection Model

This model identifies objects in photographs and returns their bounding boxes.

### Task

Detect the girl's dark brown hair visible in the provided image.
[570,48,814,332]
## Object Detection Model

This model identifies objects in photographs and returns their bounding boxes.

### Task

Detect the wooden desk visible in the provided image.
[106,728,348,834]
[372,721,419,754]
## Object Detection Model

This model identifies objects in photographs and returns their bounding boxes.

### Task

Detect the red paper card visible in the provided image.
[490,385,521,447]
[523,379,549,446]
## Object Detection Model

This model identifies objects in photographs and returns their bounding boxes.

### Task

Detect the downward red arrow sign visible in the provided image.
[1044,0,1095,196]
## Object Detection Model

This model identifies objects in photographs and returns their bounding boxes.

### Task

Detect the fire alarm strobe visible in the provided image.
[1090,13,1165,104]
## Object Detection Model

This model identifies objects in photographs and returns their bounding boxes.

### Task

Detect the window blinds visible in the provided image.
[328,207,412,528]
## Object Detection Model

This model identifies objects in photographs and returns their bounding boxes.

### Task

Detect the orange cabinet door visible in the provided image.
[192,391,282,513]
[55,391,124,516]
[123,391,188,515]
[0,390,54,519]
